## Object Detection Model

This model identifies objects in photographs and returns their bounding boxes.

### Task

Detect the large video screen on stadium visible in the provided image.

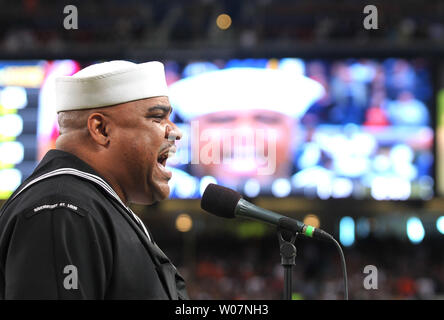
[0,60,80,199]
[0,58,435,201]
[436,63,444,197]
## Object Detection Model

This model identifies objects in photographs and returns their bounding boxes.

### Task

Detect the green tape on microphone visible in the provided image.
[305,225,315,238]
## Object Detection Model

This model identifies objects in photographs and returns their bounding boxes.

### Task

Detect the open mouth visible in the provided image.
[157,153,168,167]
[157,145,176,168]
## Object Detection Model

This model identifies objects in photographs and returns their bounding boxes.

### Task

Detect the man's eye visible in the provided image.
[148,114,165,120]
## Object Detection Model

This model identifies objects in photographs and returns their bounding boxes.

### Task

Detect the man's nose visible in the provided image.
[166,121,182,141]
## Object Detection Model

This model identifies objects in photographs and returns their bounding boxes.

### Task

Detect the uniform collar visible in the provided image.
[10,149,152,241]
[20,149,123,204]
[32,149,106,183]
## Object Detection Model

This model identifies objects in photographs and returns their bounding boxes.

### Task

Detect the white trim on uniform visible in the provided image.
[10,168,151,241]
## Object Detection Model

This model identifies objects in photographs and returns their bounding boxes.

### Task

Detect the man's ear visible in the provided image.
[87,112,110,146]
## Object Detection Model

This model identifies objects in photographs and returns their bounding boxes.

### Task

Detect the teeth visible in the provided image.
[167,146,177,158]
[158,146,176,165]
[167,151,176,159]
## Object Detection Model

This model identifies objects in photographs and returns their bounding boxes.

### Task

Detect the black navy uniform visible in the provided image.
[0,149,188,299]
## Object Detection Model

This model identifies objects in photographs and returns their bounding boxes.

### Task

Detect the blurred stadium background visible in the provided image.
[1,0,444,300]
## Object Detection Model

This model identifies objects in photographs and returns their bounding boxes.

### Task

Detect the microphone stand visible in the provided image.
[277,228,297,300]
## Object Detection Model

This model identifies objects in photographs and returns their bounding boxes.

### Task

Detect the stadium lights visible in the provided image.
[406,217,425,244]
[339,216,355,247]
[436,216,444,235]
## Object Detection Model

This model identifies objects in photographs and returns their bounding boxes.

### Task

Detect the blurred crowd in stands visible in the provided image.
[172,236,444,300]
[0,0,443,52]
[303,58,432,127]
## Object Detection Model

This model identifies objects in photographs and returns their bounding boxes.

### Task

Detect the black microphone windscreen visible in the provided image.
[201,183,242,218]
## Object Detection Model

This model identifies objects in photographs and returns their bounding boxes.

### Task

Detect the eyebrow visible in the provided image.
[148,104,172,114]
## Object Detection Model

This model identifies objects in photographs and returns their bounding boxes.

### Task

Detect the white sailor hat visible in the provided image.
[168,67,325,121]
[55,60,168,112]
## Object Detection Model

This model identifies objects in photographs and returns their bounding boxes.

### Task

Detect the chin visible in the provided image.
[156,187,171,201]
[149,183,171,203]
[132,177,171,205]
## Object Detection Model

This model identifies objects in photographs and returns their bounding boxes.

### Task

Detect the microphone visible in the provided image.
[201,183,332,241]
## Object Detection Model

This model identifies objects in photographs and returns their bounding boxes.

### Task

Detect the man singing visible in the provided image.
[0,60,188,299]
